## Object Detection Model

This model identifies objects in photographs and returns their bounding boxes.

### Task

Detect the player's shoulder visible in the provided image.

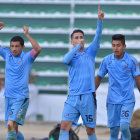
[100,54,113,66]
[23,50,36,62]
[1,47,11,56]
[103,53,114,61]
[0,46,10,51]
[125,53,137,61]
[23,51,30,57]
[125,53,138,65]
[20,51,30,60]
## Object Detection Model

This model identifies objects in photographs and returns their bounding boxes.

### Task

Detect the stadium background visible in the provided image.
[0,0,140,139]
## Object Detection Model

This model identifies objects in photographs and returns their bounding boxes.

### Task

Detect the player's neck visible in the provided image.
[115,52,125,60]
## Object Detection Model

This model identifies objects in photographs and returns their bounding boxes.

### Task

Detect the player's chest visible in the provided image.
[6,56,24,70]
[73,53,93,65]
[107,60,131,74]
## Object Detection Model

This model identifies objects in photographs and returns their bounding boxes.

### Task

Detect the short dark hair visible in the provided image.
[112,34,125,45]
[71,29,84,39]
[10,36,24,46]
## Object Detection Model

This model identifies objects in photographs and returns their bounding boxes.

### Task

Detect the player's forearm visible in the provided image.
[136,83,140,92]
[88,20,103,56]
[63,45,81,65]
[93,19,103,44]
[25,33,41,54]
[135,76,140,92]
[95,75,102,90]
[0,22,4,48]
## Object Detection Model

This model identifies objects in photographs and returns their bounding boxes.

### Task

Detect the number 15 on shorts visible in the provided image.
[85,115,94,122]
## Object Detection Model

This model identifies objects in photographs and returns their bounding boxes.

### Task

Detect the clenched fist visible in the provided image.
[0,22,4,30]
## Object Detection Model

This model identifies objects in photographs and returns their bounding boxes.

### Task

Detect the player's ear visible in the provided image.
[83,39,85,44]
[22,45,25,50]
[71,40,73,45]
[123,44,126,49]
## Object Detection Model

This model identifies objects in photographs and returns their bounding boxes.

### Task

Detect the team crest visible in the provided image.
[17,108,23,118]
[121,60,128,70]
[18,58,23,64]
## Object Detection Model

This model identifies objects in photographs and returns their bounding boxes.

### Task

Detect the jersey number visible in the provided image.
[121,110,129,118]
[85,115,93,122]
[10,109,14,115]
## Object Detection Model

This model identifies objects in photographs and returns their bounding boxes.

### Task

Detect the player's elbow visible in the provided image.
[35,46,41,54]
[62,58,69,65]
[37,46,41,54]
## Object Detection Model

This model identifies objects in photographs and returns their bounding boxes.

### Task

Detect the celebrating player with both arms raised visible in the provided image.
[0,22,41,140]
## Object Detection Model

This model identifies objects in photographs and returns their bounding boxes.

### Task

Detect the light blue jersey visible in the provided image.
[0,47,35,99]
[97,52,140,104]
[63,20,103,95]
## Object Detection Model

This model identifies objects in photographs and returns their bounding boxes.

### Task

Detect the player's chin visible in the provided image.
[12,52,19,57]
[81,45,84,48]
[114,51,119,55]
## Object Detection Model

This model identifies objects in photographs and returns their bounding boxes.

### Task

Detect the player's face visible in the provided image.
[112,40,126,60]
[10,41,24,57]
[71,32,85,50]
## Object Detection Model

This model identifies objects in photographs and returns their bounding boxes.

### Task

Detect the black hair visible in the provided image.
[71,29,84,39]
[112,34,125,45]
[10,36,24,46]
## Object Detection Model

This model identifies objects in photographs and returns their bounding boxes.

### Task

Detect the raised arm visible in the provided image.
[23,26,41,57]
[0,22,4,49]
[0,22,7,58]
[88,5,104,56]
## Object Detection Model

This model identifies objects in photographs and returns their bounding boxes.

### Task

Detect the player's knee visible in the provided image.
[86,127,95,135]
[110,127,118,138]
[120,123,129,133]
[60,121,72,131]
[7,121,14,131]
[7,120,17,131]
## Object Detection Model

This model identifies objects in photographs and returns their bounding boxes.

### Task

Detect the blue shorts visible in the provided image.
[5,97,29,126]
[62,93,97,128]
[107,103,134,128]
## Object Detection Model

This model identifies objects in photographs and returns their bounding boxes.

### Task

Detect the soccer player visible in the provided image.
[0,22,41,140]
[59,6,104,140]
[95,34,140,140]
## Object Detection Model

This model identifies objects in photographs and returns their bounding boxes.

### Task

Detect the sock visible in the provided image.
[110,127,119,140]
[120,123,131,140]
[7,130,17,140]
[88,133,97,140]
[17,131,24,140]
[58,130,69,140]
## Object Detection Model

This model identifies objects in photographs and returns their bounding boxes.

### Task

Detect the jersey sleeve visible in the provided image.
[131,57,140,77]
[87,19,103,57]
[62,44,81,65]
[0,46,8,59]
[97,58,108,78]
[26,51,36,64]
